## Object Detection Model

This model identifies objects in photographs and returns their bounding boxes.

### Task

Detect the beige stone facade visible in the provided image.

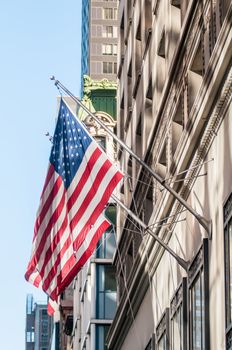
[107,1,232,349]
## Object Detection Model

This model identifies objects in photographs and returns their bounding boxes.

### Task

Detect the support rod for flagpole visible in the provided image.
[50,76,211,235]
[111,194,189,271]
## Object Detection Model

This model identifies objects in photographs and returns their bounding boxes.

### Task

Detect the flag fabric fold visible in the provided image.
[25,98,123,300]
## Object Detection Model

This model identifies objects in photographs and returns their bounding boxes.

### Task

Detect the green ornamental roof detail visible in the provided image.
[80,75,117,121]
[83,75,117,97]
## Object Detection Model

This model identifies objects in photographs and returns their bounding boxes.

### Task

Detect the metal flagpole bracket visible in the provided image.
[112,194,189,271]
[50,77,211,237]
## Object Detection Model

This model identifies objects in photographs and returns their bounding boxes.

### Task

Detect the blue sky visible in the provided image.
[0,1,81,348]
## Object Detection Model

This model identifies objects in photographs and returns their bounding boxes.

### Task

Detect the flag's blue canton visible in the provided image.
[50,100,92,189]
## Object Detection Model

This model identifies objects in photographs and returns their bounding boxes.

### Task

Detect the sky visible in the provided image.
[0,1,82,348]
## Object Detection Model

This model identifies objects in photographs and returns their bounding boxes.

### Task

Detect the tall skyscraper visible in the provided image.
[25,294,53,350]
[81,0,118,94]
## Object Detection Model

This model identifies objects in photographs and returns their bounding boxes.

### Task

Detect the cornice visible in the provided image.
[83,75,117,98]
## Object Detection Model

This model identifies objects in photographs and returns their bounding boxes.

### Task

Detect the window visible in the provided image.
[102,44,117,55]
[97,205,116,258]
[96,265,117,319]
[92,7,102,19]
[224,193,232,348]
[102,44,113,55]
[91,43,101,55]
[102,62,117,74]
[103,62,113,74]
[170,279,187,350]
[103,25,113,37]
[96,325,110,350]
[92,25,102,37]
[26,331,35,343]
[114,62,117,74]
[42,309,47,316]
[41,334,48,343]
[189,239,209,350]
[91,61,101,74]
[26,294,33,314]
[41,319,48,334]
[156,309,170,349]
[103,8,117,19]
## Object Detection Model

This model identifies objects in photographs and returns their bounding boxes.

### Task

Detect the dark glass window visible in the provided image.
[190,271,205,349]
[189,239,209,350]
[224,193,232,348]
[170,279,187,350]
[96,265,117,319]
[103,62,113,74]
[96,325,110,350]
[156,309,170,349]
[97,205,116,259]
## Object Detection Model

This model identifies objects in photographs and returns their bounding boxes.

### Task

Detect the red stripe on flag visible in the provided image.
[73,169,123,251]
[67,147,102,211]
[70,159,113,232]
[34,176,63,241]
[50,219,110,300]
[25,184,66,279]
[41,234,75,293]
[33,214,69,286]
[40,164,54,198]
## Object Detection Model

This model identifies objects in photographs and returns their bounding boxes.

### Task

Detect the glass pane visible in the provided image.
[192,276,202,350]
[96,325,104,350]
[97,293,105,319]
[97,265,105,291]
[158,334,167,350]
[105,292,117,319]
[105,266,116,291]
[105,231,116,258]
[97,266,117,319]
[172,305,182,350]
[96,232,105,258]
[105,205,116,225]
[96,325,110,350]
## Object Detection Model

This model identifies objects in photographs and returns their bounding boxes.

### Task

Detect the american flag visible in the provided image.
[25,99,123,300]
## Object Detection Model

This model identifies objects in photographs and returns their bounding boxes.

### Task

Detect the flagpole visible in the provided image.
[50,76,211,235]
[111,194,189,271]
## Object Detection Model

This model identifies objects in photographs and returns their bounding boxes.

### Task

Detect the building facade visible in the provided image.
[107,1,232,350]
[25,294,53,350]
[81,0,119,94]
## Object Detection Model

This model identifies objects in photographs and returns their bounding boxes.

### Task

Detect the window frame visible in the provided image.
[156,308,170,349]
[96,264,117,319]
[188,239,209,350]
[224,192,232,348]
[103,61,113,74]
[170,278,187,350]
